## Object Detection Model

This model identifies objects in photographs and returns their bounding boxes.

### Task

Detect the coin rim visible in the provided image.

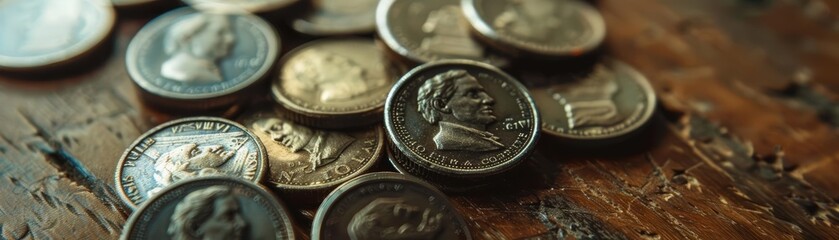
[271,38,389,117]
[114,116,268,209]
[384,59,541,176]
[0,0,116,69]
[126,7,280,100]
[120,176,295,240]
[183,0,298,13]
[540,59,657,140]
[461,0,606,57]
[310,172,472,240]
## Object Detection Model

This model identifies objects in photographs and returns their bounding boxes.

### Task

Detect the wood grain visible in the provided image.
[1,0,838,239]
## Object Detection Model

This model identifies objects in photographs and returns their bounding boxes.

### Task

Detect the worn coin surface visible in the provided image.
[126,7,279,109]
[115,117,267,208]
[385,60,540,178]
[238,108,384,195]
[292,0,379,36]
[272,38,395,128]
[121,176,295,240]
[462,0,606,58]
[0,0,115,70]
[376,0,508,67]
[312,172,471,240]
[526,59,656,141]
[184,0,298,13]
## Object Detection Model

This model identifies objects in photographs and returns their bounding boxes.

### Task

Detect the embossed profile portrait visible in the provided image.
[493,0,570,42]
[169,186,247,240]
[253,118,355,170]
[348,198,443,240]
[550,65,621,129]
[417,70,505,152]
[151,143,235,195]
[286,50,387,103]
[420,5,484,58]
[162,13,235,83]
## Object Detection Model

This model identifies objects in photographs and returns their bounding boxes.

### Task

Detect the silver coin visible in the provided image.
[376,0,509,67]
[126,7,280,109]
[292,0,379,36]
[115,117,267,208]
[526,59,656,141]
[184,0,298,13]
[312,172,472,240]
[272,38,396,128]
[238,108,384,198]
[0,0,115,70]
[385,60,540,178]
[462,0,606,58]
[121,176,295,240]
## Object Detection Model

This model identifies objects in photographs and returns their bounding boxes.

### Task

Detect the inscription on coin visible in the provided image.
[462,0,606,57]
[121,177,295,240]
[376,0,507,66]
[385,60,540,177]
[239,109,383,191]
[526,59,656,140]
[126,7,279,101]
[0,0,115,70]
[115,117,267,208]
[312,172,471,240]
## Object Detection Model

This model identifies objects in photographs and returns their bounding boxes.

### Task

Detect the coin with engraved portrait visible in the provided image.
[312,172,471,240]
[273,38,395,128]
[121,176,295,240]
[115,117,267,208]
[462,0,606,58]
[292,0,379,36]
[376,0,508,67]
[526,59,656,142]
[0,0,115,70]
[126,7,279,110]
[184,0,298,13]
[238,108,384,199]
[385,60,540,178]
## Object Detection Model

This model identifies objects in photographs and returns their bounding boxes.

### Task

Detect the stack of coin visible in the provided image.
[106,1,662,238]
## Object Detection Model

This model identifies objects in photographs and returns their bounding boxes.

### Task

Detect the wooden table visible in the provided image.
[2,0,838,239]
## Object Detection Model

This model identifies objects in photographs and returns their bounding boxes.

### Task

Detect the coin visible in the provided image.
[115,117,267,208]
[312,172,471,240]
[291,0,379,36]
[462,0,606,58]
[121,176,295,240]
[376,0,509,67]
[385,60,540,179]
[111,0,155,8]
[386,145,490,192]
[238,108,384,200]
[272,38,395,128]
[526,59,656,142]
[126,7,280,110]
[0,0,115,70]
[184,0,298,13]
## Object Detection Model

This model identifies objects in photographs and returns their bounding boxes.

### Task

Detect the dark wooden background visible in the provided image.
[2,0,839,239]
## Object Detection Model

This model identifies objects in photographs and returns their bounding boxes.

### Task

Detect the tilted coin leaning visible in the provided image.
[312,172,472,240]
[527,59,657,142]
[115,117,267,208]
[385,60,540,179]
[273,38,395,128]
[238,108,384,199]
[126,7,280,110]
[121,176,295,240]
[376,0,508,67]
[462,0,606,58]
[0,0,115,70]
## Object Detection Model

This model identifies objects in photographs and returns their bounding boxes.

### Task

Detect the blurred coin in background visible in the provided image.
[126,7,280,111]
[292,0,380,36]
[462,0,606,58]
[0,0,115,70]
[184,0,298,13]
[121,176,295,240]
